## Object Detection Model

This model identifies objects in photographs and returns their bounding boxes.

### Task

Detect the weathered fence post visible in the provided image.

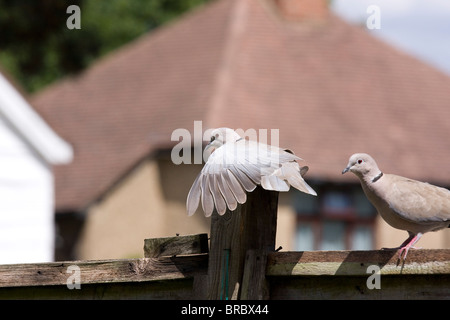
[206,186,278,300]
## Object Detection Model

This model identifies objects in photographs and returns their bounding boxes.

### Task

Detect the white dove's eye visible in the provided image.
[357,159,363,164]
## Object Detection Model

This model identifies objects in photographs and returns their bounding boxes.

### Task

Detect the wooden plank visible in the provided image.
[269,274,450,300]
[0,278,197,300]
[267,249,450,300]
[240,249,269,300]
[266,249,450,276]
[207,186,278,300]
[1,248,449,299]
[144,234,209,258]
[0,254,208,288]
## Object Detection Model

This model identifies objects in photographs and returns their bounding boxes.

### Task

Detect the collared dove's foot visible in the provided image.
[397,233,423,261]
[398,245,421,261]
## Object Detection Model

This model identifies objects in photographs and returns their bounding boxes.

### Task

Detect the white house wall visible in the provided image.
[0,116,54,264]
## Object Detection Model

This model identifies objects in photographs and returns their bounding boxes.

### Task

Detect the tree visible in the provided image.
[0,0,211,93]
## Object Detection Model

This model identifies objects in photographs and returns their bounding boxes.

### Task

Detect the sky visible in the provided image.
[331,0,450,76]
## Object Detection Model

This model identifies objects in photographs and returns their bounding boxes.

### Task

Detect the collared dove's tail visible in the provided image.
[262,162,317,196]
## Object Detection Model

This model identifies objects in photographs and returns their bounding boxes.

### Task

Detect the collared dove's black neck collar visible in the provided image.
[372,172,383,183]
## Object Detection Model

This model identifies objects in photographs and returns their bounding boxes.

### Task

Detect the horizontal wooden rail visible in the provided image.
[0,248,448,299]
[266,249,450,276]
[0,254,208,288]
[266,249,450,300]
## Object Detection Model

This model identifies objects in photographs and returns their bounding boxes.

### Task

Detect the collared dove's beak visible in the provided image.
[342,166,350,174]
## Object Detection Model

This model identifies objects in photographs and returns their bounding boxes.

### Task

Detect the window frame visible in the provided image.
[293,183,377,251]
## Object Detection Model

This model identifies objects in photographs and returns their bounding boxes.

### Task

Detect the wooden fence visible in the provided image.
[0,187,449,299]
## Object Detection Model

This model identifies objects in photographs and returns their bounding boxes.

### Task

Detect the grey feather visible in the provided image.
[300,166,309,177]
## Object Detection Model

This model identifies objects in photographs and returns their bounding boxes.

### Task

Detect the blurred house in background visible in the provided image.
[0,70,72,264]
[32,0,450,261]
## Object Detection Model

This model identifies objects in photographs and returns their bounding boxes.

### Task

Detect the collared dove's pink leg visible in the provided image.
[382,233,415,251]
[398,233,423,260]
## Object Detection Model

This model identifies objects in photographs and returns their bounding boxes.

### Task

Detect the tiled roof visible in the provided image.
[32,0,450,211]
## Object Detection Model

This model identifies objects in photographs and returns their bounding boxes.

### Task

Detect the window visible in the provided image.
[292,183,376,251]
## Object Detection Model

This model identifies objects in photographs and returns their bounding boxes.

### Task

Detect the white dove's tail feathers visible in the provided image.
[284,163,317,196]
[261,175,290,191]
[287,175,317,196]
[262,162,317,196]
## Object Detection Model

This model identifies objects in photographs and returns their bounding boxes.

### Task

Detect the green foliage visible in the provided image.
[0,0,211,93]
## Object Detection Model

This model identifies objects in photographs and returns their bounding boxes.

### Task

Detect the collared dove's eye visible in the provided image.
[210,136,215,143]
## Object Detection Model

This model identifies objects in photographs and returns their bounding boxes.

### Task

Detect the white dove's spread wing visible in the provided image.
[187,138,317,216]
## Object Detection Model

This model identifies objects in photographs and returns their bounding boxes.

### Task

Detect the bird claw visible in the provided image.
[398,245,421,261]
[394,233,423,261]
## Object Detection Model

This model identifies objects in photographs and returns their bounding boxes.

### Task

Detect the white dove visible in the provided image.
[186,128,317,216]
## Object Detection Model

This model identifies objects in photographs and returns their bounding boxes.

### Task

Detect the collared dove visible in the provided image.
[186,128,317,216]
[342,153,450,260]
